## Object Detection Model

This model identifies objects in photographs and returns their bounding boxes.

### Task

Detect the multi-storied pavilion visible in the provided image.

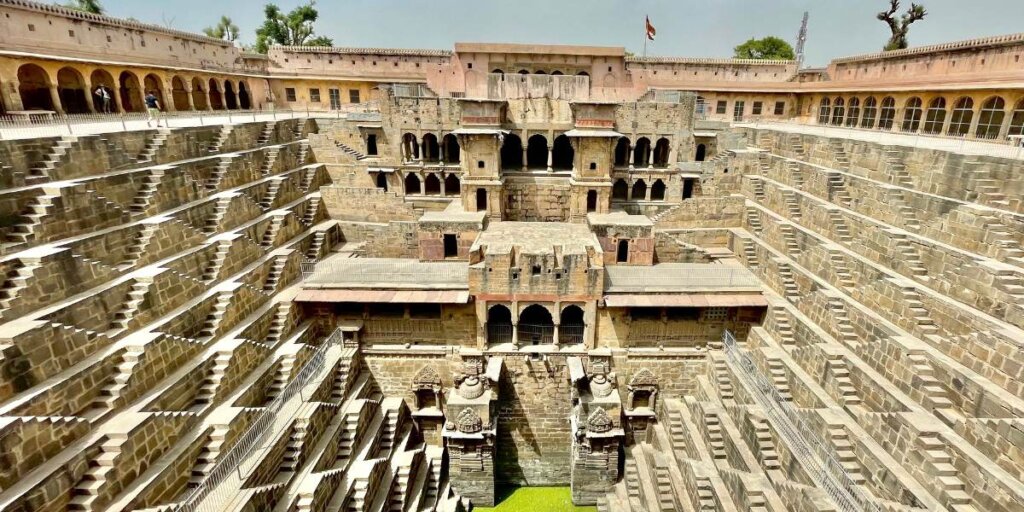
[0,1,1023,511]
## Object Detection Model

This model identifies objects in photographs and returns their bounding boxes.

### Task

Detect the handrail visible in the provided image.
[721,331,882,512]
[178,327,345,512]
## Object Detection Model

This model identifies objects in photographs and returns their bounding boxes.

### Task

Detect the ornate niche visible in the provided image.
[412,365,443,410]
[627,368,659,413]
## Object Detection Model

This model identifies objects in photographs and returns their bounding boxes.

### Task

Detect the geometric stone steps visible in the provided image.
[695,477,717,510]
[882,148,913,188]
[266,302,294,346]
[204,194,238,234]
[828,139,851,172]
[886,187,921,231]
[894,283,940,336]
[91,345,147,411]
[917,434,974,507]
[194,350,233,406]
[300,166,321,191]
[781,190,802,220]
[266,353,299,402]
[766,359,792,402]
[203,239,234,282]
[653,463,676,511]
[624,458,642,498]
[905,353,953,410]
[712,359,735,400]
[188,425,229,487]
[788,135,805,157]
[742,238,761,268]
[827,426,865,484]
[376,409,400,457]
[122,222,163,267]
[666,410,689,457]
[752,419,781,471]
[786,161,805,189]
[826,171,853,207]
[281,417,310,472]
[6,188,61,245]
[825,297,860,347]
[746,206,764,235]
[264,253,290,292]
[770,307,796,346]
[301,195,322,226]
[778,223,800,256]
[978,214,1024,262]
[259,179,284,211]
[306,231,327,260]
[198,291,234,338]
[108,279,154,335]
[256,122,275,145]
[751,178,767,201]
[261,215,286,248]
[297,141,311,165]
[27,135,76,183]
[825,356,862,407]
[827,208,854,244]
[130,169,166,214]
[205,156,234,192]
[776,262,800,303]
[208,125,234,154]
[0,260,42,313]
[702,414,727,460]
[69,432,129,511]
[334,141,368,161]
[890,233,929,279]
[137,129,170,163]
[261,147,281,177]
[828,249,857,290]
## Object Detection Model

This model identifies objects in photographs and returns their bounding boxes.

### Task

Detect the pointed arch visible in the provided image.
[650,179,666,200]
[612,179,628,200]
[223,80,238,109]
[237,80,251,109]
[501,133,523,169]
[404,173,421,195]
[527,134,548,169]
[947,96,974,136]
[633,137,651,167]
[143,74,165,109]
[17,64,53,111]
[444,174,461,196]
[614,137,630,167]
[631,179,647,200]
[119,71,143,112]
[208,78,224,110]
[976,96,1006,139]
[923,97,947,134]
[171,76,189,111]
[551,134,574,170]
[191,77,208,110]
[442,134,460,163]
[653,138,670,167]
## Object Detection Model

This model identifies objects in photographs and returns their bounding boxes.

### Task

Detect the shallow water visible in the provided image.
[473,486,598,511]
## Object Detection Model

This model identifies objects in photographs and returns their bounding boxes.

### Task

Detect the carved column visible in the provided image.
[48,85,65,115]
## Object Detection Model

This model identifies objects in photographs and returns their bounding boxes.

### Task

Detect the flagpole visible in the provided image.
[643,15,648,59]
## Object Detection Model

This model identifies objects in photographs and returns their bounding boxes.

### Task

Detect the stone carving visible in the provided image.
[627,368,659,413]
[588,372,614,398]
[412,365,441,389]
[587,407,614,433]
[456,407,483,434]
[456,374,485,399]
[628,368,658,388]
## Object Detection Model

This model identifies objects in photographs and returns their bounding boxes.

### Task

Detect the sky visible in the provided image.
[93,0,1023,67]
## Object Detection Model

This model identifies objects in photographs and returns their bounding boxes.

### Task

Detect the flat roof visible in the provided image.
[587,212,653,227]
[455,42,625,57]
[603,264,763,293]
[303,256,468,290]
[471,222,602,256]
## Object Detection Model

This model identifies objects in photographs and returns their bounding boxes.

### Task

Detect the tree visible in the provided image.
[64,0,104,14]
[877,0,927,51]
[733,36,796,60]
[204,16,240,42]
[254,2,334,54]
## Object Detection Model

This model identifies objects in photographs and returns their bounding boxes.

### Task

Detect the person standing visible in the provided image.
[94,86,112,114]
[145,90,162,127]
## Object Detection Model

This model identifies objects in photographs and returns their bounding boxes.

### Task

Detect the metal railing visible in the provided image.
[518,323,555,345]
[487,323,513,344]
[363,318,442,341]
[178,326,345,512]
[721,331,881,512]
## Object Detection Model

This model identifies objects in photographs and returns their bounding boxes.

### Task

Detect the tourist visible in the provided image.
[94,86,111,114]
[145,90,162,127]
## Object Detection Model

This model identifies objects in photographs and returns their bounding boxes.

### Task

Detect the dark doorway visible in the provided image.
[405,173,421,195]
[501,134,523,169]
[631,179,647,200]
[695,144,706,162]
[519,305,554,345]
[487,305,513,344]
[444,174,460,196]
[616,240,629,263]
[612,179,628,200]
[650,180,666,201]
[560,305,585,344]
[527,134,548,169]
[682,179,694,200]
[551,134,574,170]
[614,137,630,167]
[366,134,378,155]
[586,190,597,212]
[633,137,651,167]
[443,234,458,258]
[443,134,460,163]
[18,64,54,111]
[375,173,388,191]
[424,174,441,195]
[476,188,488,211]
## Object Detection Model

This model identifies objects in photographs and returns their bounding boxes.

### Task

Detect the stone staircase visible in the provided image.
[653,462,676,511]
[788,135,805,156]
[261,215,285,248]
[388,463,412,512]
[624,458,642,500]
[766,359,792,401]
[137,129,170,163]
[776,262,800,302]
[712,359,734,400]
[202,239,233,282]
[752,419,781,471]
[770,307,796,345]
[257,122,275,145]
[829,139,851,171]
[205,157,233,191]
[335,141,368,160]
[742,238,760,268]
[209,125,233,153]
[826,297,859,347]
[297,141,310,164]
[886,187,921,231]
[306,231,327,260]
[198,292,233,338]
[264,254,290,291]
[259,179,284,210]
[786,160,805,188]
[828,249,856,290]
[335,411,359,468]
[130,169,165,214]
[0,259,42,314]
[825,356,862,406]
[108,279,153,334]
[896,283,939,336]
[187,425,229,488]
[377,409,400,456]
[301,195,322,225]
[883,148,913,187]
[891,234,928,278]
[695,477,717,510]
[267,353,298,401]
[266,302,293,346]
[260,146,281,177]
[204,195,235,234]
[745,206,763,234]
[300,165,320,191]
[778,223,800,256]
[781,189,801,220]
[978,213,1024,262]
[827,208,853,244]
[917,435,973,508]
[194,350,232,405]
[281,417,310,471]
[751,178,767,201]
[69,433,128,510]
[827,171,853,207]
[702,413,727,460]
[27,135,76,183]
[93,346,145,410]
[905,354,953,410]
[829,426,865,483]
[6,187,61,246]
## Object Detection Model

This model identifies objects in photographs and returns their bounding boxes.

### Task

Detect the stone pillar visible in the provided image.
[941,111,954,136]
[647,144,654,169]
[570,365,623,505]
[521,145,528,171]
[511,321,519,347]
[440,173,446,196]
[546,145,553,171]
[48,85,65,115]
[414,140,422,162]
[162,80,176,112]
[82,86,96,113]
[998,113,1013,141]
[967,108,982,139]
[204,89,213,111]
[628,145,635,169]
[440,141,447,165]
[645,184,652,201]
[111,86,123,114]
[185,86,196,111]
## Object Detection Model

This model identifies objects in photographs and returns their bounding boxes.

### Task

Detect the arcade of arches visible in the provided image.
[5,61,258,114]
[485,303,588,346]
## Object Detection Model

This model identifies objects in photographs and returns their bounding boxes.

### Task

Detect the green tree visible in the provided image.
[254,2,334,54]
[203,16,240,42]
[733,36,796,60]
[64,0,104,14]
[877,0,927,50]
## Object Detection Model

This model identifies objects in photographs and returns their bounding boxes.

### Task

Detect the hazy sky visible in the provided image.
[96,0,1023,67]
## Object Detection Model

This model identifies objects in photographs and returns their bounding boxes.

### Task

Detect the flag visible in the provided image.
[646,16,656,41]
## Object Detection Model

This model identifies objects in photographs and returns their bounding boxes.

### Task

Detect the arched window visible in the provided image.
[975,97,1006,139]
[518,69,529,75]
[90,69,117,113]
[560,305,585,344]
[1009,99,1024,139]
[878,97,896,130]
[586,190,598,212]
[422,133,440,162]
[17,64,53,111]
[424,174,441,195]
[402,133,419,160]
[191,77,208,110]
[831,97,845,125]
[535,70,547,75]
[119,71,144,112]
[695,144,707,161]
[56,67,88,114]
[817,97,831,124]
[519,305,554,345]
[901,97,923,132]
[551,134,574,170]
[143,74,166,110]
[501,134,523,169]
[923,97,947,134]
[577,71,590,77]
[551,70,564,76]
[238,81,251,109]
[207,78,224,110]
[614,137,630,167]
[860,97,878,129]
[375,172,388,191]
[170,76,190,111]
[404,173,421,195]
[527,134,548,169]
[845,98,861,127]
[444,174,460,196]
[442,134,460,163]
[487,305,513,344]
[631,179,647,200]
[947,97,974,136]
[650,179,666,200]
[653,138,670,167]
[492,69,505,74]
[223,80,238,109]
[610,180,626,199]
[633,137,651,167]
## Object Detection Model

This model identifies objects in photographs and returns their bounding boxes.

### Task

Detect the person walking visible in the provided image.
[94,86,112,114]
[145,90,162,127]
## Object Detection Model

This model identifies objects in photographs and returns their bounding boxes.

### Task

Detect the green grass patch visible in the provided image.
[473,486,597,512]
